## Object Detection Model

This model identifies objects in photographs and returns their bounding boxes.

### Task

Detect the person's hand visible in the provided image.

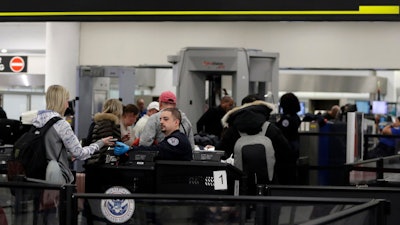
[102,136,116,147]
[204,145,215,151]
[121,133,130,142]
[114,141,130,156]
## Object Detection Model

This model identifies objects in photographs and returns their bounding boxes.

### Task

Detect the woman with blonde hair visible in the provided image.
[85,98,125,164]
[31,84,115,184]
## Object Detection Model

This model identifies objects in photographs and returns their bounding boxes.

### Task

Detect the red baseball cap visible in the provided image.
[159,91,177,104]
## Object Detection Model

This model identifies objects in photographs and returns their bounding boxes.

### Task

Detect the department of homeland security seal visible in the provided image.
[101,186,135,223]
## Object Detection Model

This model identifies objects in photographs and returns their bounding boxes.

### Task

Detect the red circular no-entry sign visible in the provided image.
[9,56,25,73]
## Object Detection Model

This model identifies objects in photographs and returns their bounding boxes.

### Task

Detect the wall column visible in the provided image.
[45,22,80,98]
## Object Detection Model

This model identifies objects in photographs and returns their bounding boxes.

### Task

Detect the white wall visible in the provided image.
[2,21,400,70]
[79,22,400,69]
[0,23,46,50]
[1,21,400,102]
[45,22,80,98]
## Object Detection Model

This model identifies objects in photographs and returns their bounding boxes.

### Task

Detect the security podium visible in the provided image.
[155,160,244,195]
[85,162,156,194]
[85,160,244,195]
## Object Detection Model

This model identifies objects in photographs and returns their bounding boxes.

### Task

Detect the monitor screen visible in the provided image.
[297,102,306,116]
[387,103,397,116]
[355,100,370,114]
[372,101,388,115]
[279,102,306,116]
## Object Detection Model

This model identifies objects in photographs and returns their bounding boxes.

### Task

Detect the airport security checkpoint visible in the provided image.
[0,47,398,225]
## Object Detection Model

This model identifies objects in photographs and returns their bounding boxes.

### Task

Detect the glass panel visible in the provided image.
[30,94,45,111]
[82,198,358,225]
[3,94,27,120]
[0,181,385,225]
[0,184,63,225]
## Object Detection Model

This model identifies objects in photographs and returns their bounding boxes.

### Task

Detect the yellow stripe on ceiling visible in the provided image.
[0,6,398,16]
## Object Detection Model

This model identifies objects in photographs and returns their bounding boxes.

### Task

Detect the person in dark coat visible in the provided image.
[196,95,234,138]
[0,107,7,119]
[276,92,301,184]
[85,98,124,164]
[217,98,296,185]
[277,92,301,160]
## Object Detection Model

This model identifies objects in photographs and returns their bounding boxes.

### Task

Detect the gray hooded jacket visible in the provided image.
[32,110,104,184]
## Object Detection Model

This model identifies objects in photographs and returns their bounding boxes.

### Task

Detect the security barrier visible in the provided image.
[0,180,390,225]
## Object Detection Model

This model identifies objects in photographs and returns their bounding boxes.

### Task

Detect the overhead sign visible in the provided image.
[0,0,398,21]
[10,56,25,73]
[0,56,28,73]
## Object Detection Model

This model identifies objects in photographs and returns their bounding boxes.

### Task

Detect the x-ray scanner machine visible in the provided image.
[168,47,279,132]
[75,66,137,140]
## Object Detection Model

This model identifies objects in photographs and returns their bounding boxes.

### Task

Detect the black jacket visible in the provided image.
[86,112,121,151]
[217,100,296,184]
[196,105,226,137]
[276,113,301,161]
[85,112,122,165]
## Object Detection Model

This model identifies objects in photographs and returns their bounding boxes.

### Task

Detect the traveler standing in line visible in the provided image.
[120,104,139,146]
[196,95,234,138]
[32,84,115,184]
[139,91,195,149]
[217,95,295,185]
[132,101,159,140]
[85,98,124,164]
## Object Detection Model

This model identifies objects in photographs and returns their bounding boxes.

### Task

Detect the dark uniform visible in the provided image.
[131,130,192,161]
[276,113,301,159]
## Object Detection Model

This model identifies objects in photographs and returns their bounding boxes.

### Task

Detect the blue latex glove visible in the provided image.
[114,141,130,156]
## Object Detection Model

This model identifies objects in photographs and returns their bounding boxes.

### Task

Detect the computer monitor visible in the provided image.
[372,101,388,115]
[355,100,370,114]
[387,102,397,116]
[297,102,306,116]
[278,102,306,116]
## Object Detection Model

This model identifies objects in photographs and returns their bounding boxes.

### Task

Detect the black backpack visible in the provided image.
[7,117,62,181]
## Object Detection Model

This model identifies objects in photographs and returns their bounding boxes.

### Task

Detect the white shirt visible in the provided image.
[132,114,149,140]
[120,121,135,146]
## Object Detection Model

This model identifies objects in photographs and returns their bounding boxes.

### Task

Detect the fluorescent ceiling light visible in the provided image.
[21,74,29,86]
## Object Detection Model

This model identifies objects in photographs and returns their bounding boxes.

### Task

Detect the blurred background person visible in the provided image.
[196,95,234,138]
[323,105,341,121]
[366,116,400,159]
[0,106,7,118]
[132,101,159,141]
[136,98,147,121]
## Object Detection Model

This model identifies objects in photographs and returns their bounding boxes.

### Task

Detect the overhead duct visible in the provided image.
[279,73,387,95]
[0,73,45,91]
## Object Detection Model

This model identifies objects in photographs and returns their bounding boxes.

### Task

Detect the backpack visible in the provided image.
[7,117,62,181]
[233,121,276,186]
